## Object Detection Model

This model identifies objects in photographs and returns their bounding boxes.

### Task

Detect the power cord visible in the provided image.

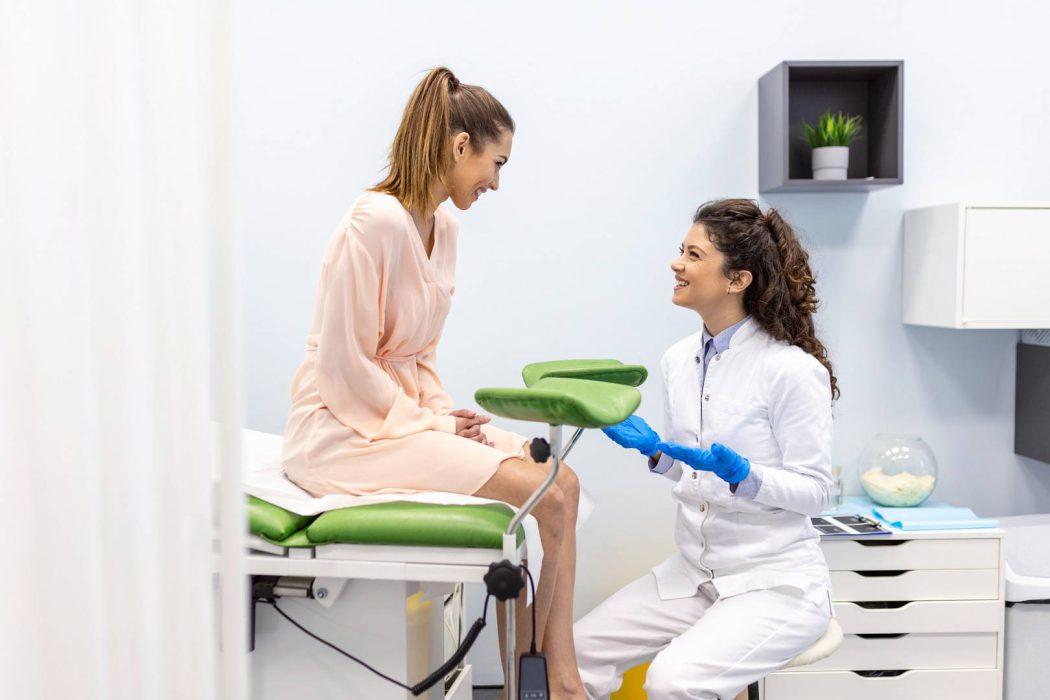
[522,563,538,654]
[257,561,538,697]
[262,599,416,692]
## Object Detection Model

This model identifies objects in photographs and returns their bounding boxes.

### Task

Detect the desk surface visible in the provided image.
[821,527,1004,541]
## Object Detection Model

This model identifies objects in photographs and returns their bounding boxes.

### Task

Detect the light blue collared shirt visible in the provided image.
[651,316,763,499]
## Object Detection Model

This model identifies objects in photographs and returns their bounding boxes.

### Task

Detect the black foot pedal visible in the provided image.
[519,652,549,699]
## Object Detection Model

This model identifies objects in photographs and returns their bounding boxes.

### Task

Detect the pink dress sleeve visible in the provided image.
[417,348,455,415]
[315,219,457,441]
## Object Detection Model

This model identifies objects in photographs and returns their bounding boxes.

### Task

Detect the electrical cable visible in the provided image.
[263,599,413,691]
[522,563,538,654]
[263,591,495,697]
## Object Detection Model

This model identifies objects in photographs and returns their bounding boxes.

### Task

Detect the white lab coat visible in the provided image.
[652,316,834,609]
[574,318,835,699]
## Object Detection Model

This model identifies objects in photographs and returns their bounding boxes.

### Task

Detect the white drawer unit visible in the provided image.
[902,202,1050,329]
[763,529,1005,699]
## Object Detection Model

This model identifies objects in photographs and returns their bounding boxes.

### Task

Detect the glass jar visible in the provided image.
[857,434,938,507]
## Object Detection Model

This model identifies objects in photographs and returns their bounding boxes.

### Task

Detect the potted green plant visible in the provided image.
[801,110,863,180]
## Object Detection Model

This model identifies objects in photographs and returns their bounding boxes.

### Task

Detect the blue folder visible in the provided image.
[824,496,998,530]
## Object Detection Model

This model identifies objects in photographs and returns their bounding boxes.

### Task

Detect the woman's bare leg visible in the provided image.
[542,466,585,697]
[473,457,577,697]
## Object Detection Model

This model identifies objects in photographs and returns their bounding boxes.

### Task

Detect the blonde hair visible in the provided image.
[374,67,514,214]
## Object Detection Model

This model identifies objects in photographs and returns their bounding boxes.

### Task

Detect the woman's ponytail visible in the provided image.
[379,68,456,215]
[375,67,514,215]
[694,200,840,400]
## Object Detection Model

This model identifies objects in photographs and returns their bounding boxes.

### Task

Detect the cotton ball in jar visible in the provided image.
[857,434,938,507]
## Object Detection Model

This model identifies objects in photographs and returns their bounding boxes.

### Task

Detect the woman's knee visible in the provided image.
[534,483,566,527]
[555,464,580,507]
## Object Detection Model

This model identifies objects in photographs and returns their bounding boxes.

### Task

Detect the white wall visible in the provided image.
[235,0,1050,682]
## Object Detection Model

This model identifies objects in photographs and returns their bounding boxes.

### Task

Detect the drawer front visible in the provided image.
[830,569,999,601]
[764,669,999,700]
[834,600,1002,634]
[822,538,999,571]
[780,632,997,672]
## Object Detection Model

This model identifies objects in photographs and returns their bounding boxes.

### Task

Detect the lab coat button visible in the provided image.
[715,354,721,361]
[703,394,710,402]
[694,356,701,363]
[699,503,706,512]
[691,472,697,480]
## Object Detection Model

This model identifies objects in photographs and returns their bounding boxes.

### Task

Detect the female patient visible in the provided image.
[575,200,838,699]
[282,67,585,697]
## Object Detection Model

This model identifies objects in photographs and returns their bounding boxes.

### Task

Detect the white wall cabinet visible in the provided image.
[903,203,1050,328]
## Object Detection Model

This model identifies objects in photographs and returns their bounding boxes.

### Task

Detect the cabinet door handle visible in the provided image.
[854,539,908,547]
[851,670,911,678]
[856,633,909,639]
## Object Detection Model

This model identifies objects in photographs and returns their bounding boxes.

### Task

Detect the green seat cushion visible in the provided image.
[248,496,316,541]
[306,501,524,549]
[522,359,648,388]
[475,376,641,428]
[266,529,315,548]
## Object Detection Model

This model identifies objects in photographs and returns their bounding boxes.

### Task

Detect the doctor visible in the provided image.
[574,199,840,699]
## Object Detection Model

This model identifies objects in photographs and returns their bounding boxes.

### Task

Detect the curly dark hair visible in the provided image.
[693,198,840,400]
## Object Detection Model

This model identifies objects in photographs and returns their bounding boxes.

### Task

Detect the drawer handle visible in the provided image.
[854,539,908,547]
[854,601,911,609]
[851,670,911,678]
[855,570,909,577]
[856,633,908,639]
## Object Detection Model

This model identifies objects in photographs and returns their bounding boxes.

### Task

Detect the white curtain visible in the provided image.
[0,2,244,698]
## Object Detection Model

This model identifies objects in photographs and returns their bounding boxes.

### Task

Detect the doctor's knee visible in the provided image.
[645,653,717,700]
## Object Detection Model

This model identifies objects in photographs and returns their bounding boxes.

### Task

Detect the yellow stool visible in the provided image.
[610,662,649,700]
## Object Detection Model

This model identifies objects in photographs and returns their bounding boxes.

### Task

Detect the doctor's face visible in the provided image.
[670,224,734,312]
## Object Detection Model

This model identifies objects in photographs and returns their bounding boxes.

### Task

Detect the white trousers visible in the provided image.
[574,573,831,700]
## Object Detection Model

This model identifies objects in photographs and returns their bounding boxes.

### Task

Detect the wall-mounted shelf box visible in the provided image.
[903,203,1050,329]
[759,61,903,193]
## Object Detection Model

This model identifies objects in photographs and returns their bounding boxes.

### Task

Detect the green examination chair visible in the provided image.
[246,359,648,699]
[473,359,647,698]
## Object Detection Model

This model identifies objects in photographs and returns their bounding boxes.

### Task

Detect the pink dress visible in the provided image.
[282,191,526,497]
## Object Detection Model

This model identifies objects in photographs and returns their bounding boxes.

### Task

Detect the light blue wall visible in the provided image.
[235,0,1050,680]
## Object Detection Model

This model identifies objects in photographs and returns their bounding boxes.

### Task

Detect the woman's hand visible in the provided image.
[451,408,493,446]
[601,415,660,457]
[656,441,751,484]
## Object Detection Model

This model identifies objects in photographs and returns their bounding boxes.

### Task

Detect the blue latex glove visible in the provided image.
[656,441,751,484]
[601,415,660,457]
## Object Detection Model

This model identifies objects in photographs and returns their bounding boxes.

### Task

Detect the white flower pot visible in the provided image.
[812,146,849,180]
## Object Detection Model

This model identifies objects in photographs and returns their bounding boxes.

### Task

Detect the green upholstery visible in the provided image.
[475,377,641,428]
[248,495,315,541]
[522,359,648,388]
[248,358,649,548]
[306,501,524,549]
[248,497,523,549]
